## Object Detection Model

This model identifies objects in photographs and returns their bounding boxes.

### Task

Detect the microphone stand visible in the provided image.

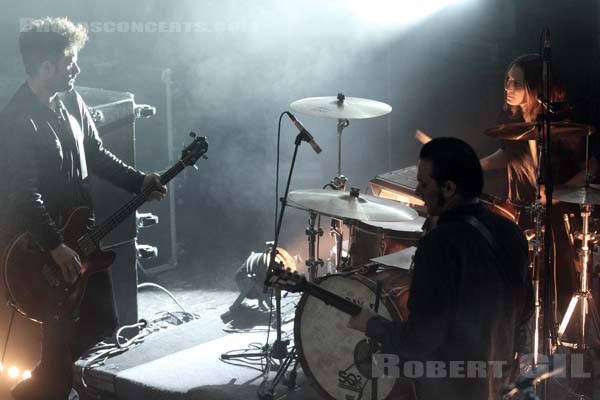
[254,129,316,399]
[539,27,555,400]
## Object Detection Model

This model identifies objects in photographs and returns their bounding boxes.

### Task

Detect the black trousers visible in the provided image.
[6,264,119,400]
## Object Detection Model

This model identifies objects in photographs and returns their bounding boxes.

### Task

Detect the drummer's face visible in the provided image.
[505,65,526,106]
[416,160,445,216]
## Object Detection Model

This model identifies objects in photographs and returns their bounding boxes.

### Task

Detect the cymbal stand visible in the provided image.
[557,201,600,349]
[331,93,351,270]
[325,175,347,269]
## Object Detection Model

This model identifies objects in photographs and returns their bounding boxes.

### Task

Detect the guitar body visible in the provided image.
[2,207,115,323]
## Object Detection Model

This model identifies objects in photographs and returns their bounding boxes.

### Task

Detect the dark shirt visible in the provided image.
[497,109,586,204]
[366,203,533,400]
[0,83,145,251]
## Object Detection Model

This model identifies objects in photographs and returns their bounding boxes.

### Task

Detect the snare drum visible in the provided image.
[348,216,426,266]
[295,269,412,400]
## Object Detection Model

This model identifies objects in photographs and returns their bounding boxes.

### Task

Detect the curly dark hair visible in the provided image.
[19,17,88,76]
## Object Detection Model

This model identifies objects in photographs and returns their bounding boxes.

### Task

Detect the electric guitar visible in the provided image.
[2,133,208,322]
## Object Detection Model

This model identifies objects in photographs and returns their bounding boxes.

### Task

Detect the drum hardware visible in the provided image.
[305,211,324,282]
[325,175,348,271]
[555,194,600,350]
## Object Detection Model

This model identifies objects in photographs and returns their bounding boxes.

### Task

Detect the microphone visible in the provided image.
[287,112,322,154]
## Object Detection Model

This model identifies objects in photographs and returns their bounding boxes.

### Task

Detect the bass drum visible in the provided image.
[295,270,413,400]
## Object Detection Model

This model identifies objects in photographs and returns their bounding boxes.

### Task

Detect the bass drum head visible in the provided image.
[295,274,399,400]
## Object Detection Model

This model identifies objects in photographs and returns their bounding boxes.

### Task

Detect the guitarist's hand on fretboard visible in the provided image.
[142,173,167,202]
[347,307,377,333]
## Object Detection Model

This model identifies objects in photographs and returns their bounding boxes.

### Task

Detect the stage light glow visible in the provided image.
[351,0,470,26]
[22,370,32,380]
[8,366,20,379]
[267,247,297,272]
[0,363,3,373]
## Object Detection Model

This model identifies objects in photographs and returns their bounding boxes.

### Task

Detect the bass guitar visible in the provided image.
[2,133,208,322]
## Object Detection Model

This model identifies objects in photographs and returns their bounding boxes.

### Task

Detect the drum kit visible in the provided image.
[262,91,599,400]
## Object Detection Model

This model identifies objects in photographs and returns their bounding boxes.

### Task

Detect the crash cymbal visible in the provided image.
[287,188,418,222]
[554,184,600,205]
[290,93,392,120]
[483,121,594,141]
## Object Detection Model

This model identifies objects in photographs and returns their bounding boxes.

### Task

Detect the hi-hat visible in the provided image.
[287,188,417,222]
[484,121,594,141]
[554,184,600,205]
[290,94,392,120]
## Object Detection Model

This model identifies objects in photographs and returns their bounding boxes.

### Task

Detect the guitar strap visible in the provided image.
[458,214,510,283]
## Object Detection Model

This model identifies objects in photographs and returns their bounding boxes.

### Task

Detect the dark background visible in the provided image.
[0,0,598,287]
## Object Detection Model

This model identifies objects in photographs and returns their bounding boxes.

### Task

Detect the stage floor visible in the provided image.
[73,270,326,400]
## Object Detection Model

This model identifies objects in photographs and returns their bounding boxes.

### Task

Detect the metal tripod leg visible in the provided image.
[258,347,297,399]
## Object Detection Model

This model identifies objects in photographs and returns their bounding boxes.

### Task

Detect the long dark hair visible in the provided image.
[503,53,566,122]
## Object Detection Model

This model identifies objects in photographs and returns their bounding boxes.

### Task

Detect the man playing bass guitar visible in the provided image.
[0,17,166,400]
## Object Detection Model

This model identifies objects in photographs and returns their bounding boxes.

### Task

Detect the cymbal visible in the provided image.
[287,189,418,222]
[290,94,392,120]
[554,184,600,205]
[483,121,594,141]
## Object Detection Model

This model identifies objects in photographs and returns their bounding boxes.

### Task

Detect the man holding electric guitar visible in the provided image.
[345,137,533,399]
[0,18,170,400]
